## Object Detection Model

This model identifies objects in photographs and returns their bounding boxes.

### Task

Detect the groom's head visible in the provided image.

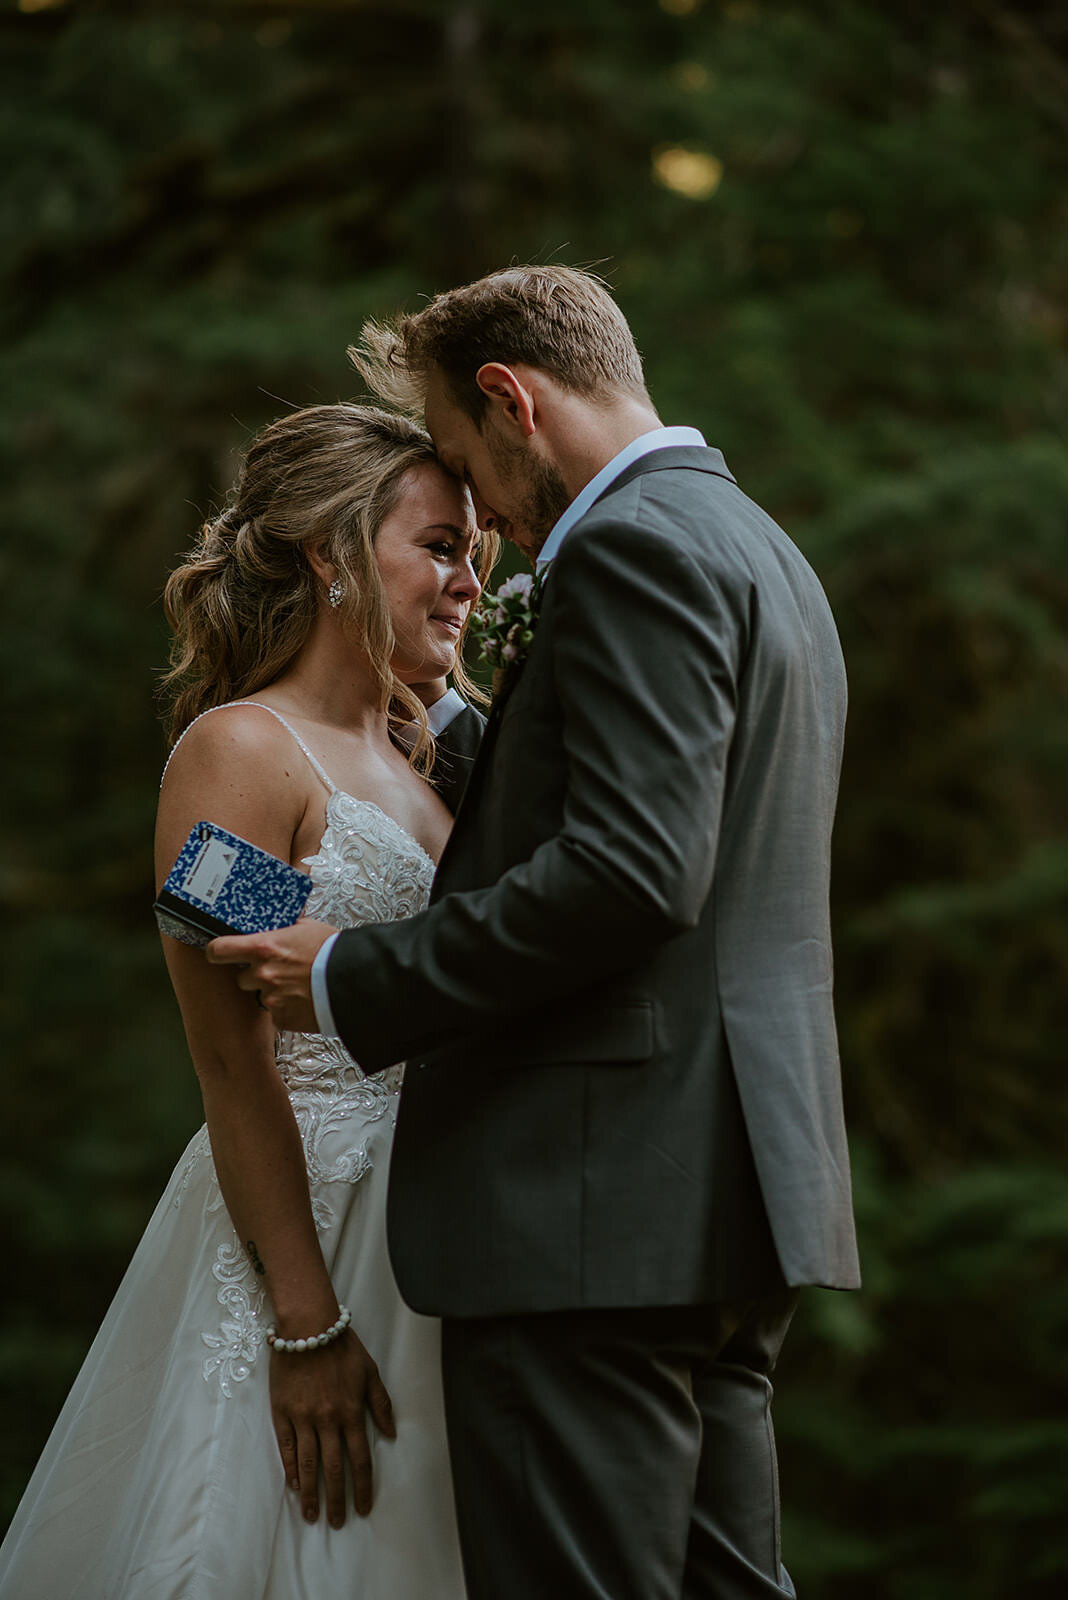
[351,266,656,558]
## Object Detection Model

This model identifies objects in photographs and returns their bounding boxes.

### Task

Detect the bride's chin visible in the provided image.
[423,641,458,674]
[392,649,456,683]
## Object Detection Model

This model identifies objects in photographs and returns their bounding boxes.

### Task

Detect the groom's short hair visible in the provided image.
[351,265,650,425]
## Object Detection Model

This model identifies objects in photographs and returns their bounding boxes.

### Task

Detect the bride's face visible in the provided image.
[374,463,481,683]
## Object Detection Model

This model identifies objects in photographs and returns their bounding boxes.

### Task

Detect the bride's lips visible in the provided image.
[430,614,463,636]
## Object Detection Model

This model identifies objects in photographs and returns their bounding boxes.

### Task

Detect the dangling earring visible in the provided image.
[328,578,344,610]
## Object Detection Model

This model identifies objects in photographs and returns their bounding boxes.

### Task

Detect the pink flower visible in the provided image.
[497,573,534,603]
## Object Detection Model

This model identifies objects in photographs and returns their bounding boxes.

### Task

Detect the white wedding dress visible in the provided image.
[0,707,467,1600]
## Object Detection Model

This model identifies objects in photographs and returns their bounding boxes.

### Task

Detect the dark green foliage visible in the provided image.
[2,3,1065,1593]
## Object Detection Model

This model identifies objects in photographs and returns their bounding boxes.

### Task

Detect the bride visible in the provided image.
[0,402,489,1598]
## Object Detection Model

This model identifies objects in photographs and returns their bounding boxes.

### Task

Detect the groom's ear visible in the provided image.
[475,363,537,439]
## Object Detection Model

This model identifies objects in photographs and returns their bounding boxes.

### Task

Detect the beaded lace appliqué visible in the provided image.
[192,792,434,1394]
[202,1241,268,1397]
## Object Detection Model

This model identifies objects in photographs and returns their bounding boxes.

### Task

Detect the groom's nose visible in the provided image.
[469,485,499,533]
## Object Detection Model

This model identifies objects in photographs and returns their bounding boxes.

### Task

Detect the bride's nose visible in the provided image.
[450,553,481,603]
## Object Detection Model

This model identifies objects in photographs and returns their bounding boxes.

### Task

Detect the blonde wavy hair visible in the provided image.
[160,402,493,768]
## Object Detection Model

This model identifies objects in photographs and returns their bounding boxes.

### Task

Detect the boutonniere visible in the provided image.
[469,571,544,696]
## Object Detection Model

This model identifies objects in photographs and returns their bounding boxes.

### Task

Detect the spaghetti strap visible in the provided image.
[161,701,340,795]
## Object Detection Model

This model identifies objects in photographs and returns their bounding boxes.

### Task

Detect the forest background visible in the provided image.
[2,1,1065,1595]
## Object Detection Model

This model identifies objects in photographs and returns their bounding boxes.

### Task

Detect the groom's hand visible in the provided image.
[206,917,336,1034]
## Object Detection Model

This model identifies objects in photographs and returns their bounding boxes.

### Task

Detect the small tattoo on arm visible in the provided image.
[246,1239,266,1276]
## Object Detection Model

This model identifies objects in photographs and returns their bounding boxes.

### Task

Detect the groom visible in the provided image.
[213,265,860,1598]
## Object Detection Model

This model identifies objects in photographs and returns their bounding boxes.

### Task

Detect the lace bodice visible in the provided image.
[274,789,435,1095]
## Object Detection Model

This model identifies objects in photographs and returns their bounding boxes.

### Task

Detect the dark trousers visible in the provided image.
[441,1292,799,1600]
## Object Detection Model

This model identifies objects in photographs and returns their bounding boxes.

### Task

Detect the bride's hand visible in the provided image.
[269,1328,396,1527]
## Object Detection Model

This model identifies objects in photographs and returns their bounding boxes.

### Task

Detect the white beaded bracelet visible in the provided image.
[265,1304,351,1355]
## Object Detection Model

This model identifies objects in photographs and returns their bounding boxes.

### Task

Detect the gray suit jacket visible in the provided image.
[328,447,861,1316]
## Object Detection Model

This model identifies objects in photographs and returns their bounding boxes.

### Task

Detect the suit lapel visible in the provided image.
[432,446,737,898]
[431,665,526,897]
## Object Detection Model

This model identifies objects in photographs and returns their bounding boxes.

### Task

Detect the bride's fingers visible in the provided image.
[274,1421,299,1491]
[295,1424,321,1523]
[319,1428,349,1530]
[367,1368,396,1439]
[345,1420,374,1517]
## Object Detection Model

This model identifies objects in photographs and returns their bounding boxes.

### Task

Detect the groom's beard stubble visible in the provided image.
[487,429,571,555]
[521,456,572,548]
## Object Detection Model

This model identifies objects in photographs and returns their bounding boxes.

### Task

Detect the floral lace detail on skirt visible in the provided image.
[202,1240,268,1397]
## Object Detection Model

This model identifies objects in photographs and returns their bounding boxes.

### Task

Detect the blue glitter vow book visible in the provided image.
[154,820,313,948]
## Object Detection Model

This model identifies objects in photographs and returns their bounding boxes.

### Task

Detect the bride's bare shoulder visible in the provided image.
[156,703,312,881]
[162,701,306,784]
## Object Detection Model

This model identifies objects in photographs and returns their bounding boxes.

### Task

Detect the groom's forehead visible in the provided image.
[424,371,472,461]
[423,370,448,435]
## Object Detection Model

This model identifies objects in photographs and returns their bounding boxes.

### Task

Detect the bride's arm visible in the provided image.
[155,709,394,1528]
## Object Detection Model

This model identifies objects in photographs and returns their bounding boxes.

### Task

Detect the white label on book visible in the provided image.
[183,837,237,906]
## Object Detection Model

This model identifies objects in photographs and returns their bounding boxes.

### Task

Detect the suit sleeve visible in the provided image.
[327,513,749,1070]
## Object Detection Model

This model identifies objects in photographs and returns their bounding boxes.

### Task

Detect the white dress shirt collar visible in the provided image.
[425,686,467,736]
[393,686,468,752]
[535,426,707,572]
